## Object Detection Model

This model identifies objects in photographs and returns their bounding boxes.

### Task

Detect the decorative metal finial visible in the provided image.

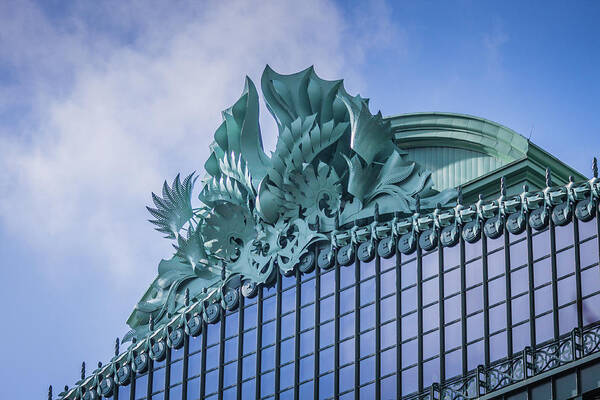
[545,167,552,187]
[48,385,52,400]
[569,175,574,183]
[81,361,85,380]
[149,315,154,331]
[500,176,506,196]
[436,202,441,210]
[457,186,463,205]
[185,288,190,306]
[523,183,529,192]
[64,385,69,392]
[593,157,598,178]
[132,337,137,344]
[221,265,226,280]
[478,194,483,201]
[334,211,340,230]
[98,361,102,368]
[115,338,120,357]
[415,194,421,213]
[374,203,379,221]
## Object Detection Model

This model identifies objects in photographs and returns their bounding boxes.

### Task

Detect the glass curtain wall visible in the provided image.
[108,214,600,399]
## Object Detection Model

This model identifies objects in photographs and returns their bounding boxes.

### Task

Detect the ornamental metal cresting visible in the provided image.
[126,66,457,339]
[52,66,600,400]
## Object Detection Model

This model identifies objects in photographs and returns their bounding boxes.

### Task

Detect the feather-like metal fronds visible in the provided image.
[147,173,197,239]
[173,225,208,272]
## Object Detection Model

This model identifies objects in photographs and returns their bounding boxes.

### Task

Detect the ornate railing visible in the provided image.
[404,322,600,400]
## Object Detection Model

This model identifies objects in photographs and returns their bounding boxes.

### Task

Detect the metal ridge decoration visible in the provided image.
[125,66,456,338]
[53,66,600,400]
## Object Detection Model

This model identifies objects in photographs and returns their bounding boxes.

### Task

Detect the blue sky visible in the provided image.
[0,1,599,398]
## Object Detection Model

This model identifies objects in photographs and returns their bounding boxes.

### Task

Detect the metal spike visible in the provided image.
[149,315,154,331]
[335,212,340,230]
[523,184,529,192]
[115,338,120,357]
[184,288,190,307]
[545,167,552,187]
[64,386,69,392]
[478,194,483,201]
[415,195,421,213]
[457,186,463,205]
[500,176,506,196]
[81,362,85,380]
[374,203,379,221]
[594,157,598,178]
[569,175,574,183]
[48,385,52,400]
[98,361,102,368]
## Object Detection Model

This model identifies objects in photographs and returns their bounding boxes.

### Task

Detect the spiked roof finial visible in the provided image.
[593,157,598,179]
[545,167,552,187]
[185,288,190,307]
[115,338,120,357]
[98,361,102,368]
[48,385,52,400]
[457,186,463,205]
[415,194,421,213]
[81,362,85,380]
[149,315,154,331]
[500,176,506,196]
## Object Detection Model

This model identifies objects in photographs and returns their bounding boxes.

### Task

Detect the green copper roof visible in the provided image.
[387,112,585,202]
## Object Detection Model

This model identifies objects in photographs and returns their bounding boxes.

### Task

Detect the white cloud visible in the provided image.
[0,0,396,289]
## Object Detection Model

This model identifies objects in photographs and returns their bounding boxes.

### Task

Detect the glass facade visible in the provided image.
[91,213,600,400]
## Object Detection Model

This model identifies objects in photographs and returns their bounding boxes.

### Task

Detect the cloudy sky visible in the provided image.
[1,1,599,398]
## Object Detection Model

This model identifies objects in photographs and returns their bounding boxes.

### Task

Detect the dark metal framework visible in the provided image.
[56,205,600,400]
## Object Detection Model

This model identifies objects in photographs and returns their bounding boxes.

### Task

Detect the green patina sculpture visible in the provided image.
[126,66,456,339]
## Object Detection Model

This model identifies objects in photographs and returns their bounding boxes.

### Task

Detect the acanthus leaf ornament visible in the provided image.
[126,66,457,338]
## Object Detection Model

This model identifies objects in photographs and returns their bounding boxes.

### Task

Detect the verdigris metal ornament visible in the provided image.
[133,353,148,374]
[204,303,221,324]
[462,220,481,243]
[83,388,99,400]
[551,202,572,226]
[506,212,526,235]
[357,241,375,263]
[318,247,335,270]
[337,244,355,266]
[168,328,184,350]
[575,198,596,222]
[377,236,396,259]
[222,288,240,311]
[127,65,457,339]
[115,364,132,385]
[98,377,115,398]
[186,315,203,337]
[529,207,549,231]
[398,233,417,255]
[241,280,258,298]
[484,215,503,239]
[440,224,459,247]
[298,251,316,274]
[150,341,167,362]
[418,229,438,251]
